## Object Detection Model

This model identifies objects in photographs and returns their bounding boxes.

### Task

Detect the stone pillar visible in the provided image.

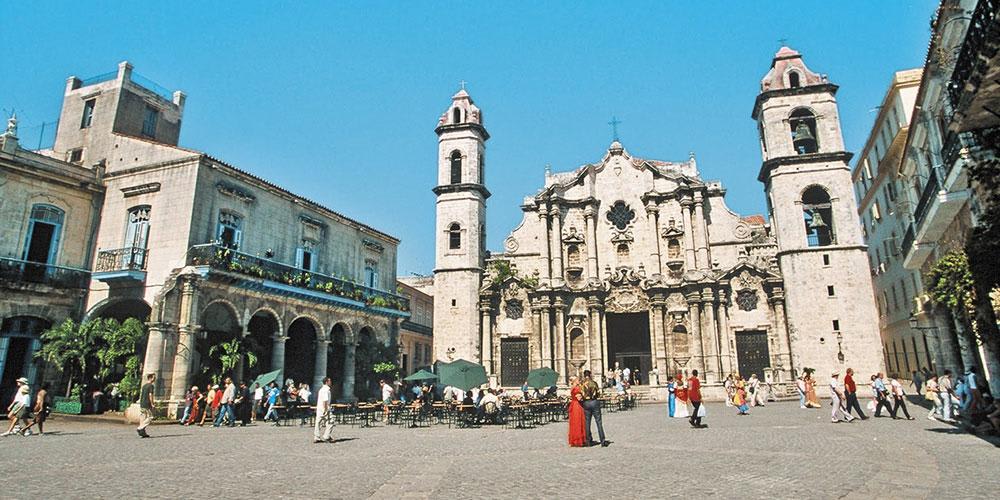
[538,207,552,286]
[681,199,696,270]
[717,291,733,376]
[271,335,287,384]
[587,301,603,376]
[169,277,199,400]
[693,192,710,269]
[665,309,676,375]
[314,339,329,390]
[702,291,719,382]
[687,295,704,375]
[541,303,553,368]
[530,307,543,368]
[143,323,167,396]
[600,309,609,378]
[646,204,662,275]
[649,303,667,379]
[550,206,564,286]
[584,207,599,281]
[480,302,493,374]
[554,297,567,382]
[771,295,793,380]
[342,341,357,401]
[930,306,962,372]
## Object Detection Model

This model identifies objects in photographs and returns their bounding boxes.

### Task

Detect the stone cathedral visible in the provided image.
[432,47,884,396]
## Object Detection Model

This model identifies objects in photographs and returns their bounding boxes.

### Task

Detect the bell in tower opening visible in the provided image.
[790,109,818,154]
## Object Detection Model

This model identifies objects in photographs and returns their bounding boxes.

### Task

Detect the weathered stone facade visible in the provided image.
[432,47,885,397]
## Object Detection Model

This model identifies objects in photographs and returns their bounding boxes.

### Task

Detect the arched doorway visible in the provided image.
[194,302,241,389]
[328,323,349,400]
[285,318,317,389]
[90,298,152,323]
[0,316,50,404]
[246,310,278,383]
[354,327,381,400]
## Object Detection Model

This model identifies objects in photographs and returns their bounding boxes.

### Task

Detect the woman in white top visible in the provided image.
[925,375,941,420]
[3,378,31,436]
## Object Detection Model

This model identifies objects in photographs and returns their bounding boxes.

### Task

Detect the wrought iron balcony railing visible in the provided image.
[0,257,90,289]
[95,247,149,272]
[913,169,941,229]
[947,0,999,107]
[187,244,409,313]
[901,226,916,260]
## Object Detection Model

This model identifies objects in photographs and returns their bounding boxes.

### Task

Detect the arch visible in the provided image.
[789,107,818,154]
[285,317,319,388]
[801,184,834,247]
[327,322,352,399]
[200,299,242,329]
[245,309,279,381]
[787,70,801,89]
[194,300,242,388]
[448,223,462,250]
[354,326,382,399]
[452,107,462,124]
[450,150,463,184]
[86,297,152,323]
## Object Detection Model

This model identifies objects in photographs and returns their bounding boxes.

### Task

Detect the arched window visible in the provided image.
[802,185,835,247]
[448,223,462,250]
[616,243,629,260]
[566,244,581,267]
[789,108,818,154]
[667,239,681,259]
[788,71,801,89]
[23,204,65,267]
[453,107,462,124]
[450,150,462,184]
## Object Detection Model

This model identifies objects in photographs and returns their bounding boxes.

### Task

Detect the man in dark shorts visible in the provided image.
[21,382,51,436]
[137,373,155,438]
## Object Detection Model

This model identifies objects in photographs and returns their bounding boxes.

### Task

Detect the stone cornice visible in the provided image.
[751,83,840,119]
[432,183,491,199]
[757,151,854,183]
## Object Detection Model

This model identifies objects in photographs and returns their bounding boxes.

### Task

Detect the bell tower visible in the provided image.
[432,88,490,364]
[753,47,883,387]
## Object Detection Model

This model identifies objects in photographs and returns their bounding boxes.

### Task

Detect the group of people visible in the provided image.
[566,370,612,447]
[2,377,50,437]
[723,373,767,415]
[922,367,1000,434]
[177,378,316,428]
[663,371,706,427]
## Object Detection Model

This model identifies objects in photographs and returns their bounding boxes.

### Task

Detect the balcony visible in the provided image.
[93,247,148,282]
[187,244,409,315]
[0,257,90,289]
[901,226,915,261]
[912,170,941,228]
[902,169,971,269]
[948,0,1000,132]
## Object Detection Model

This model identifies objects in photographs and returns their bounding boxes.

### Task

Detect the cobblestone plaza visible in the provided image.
[1,401,996,499]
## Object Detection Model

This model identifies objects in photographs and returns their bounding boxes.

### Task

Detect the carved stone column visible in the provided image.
[540,300,553,368]
[554,296,567,382]
[342,341,357,401]
[649,302,667,378]
[271,335,287,385]
[693,192,710,269]
[702,290,719,382]
[665,309,676,375]
[480,301,494,374]
[550,206,564,286]
[680,199,696,270]
[169,277,200,400]
[143,322,167,396]
[770,291,793,381]
[687,293,704,376]
[530,306,543,368]
[584,207,599,281]
[538,207,552,286]
[314,339,329,391]
[646,204,662,275]
[718,288,734,376]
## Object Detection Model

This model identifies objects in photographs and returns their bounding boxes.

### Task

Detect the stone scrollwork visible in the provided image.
[605,286,649,314]
[733,222,752,240]
[504,298,524,320]
[735,288,759,311]
[504,236,519,253]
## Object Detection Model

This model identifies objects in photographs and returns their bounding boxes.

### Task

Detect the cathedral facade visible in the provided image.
[433,47,884,396]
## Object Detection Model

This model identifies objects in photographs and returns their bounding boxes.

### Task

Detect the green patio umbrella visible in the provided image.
[525,367,559,388]
[249,369,282,390]
[403,369,438,382]
[437,359,488,391]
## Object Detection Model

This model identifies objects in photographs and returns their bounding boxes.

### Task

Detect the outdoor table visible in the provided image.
[356,404,379,428]
[451,404,477,428]
[505,404,534,430]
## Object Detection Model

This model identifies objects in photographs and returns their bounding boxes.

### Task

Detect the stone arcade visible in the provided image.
[432,47,885,396]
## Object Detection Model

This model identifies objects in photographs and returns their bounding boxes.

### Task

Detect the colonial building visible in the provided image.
[433,47,884,395]
[397,276,433,375]
[899,0,1000,384]
[41,62,409,406]
[0,117,104,403]
[851,69,957,376]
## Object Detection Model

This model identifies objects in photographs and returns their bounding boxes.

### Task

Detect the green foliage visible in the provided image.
[489,260,539,289]
[36,319,101,397]
[36,318,147,398]
[926,250,975,312]
[354,336,397,398]
[208,338,258,378]
[94,317,145,401]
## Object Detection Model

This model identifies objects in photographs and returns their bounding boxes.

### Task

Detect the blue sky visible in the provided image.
[2,1,938,277]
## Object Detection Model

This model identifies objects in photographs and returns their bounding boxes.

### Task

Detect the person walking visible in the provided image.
[688,370,705,428]
[871,373,896,418]
[380,379,394,423]
[251,383,263,423]
[938,370,956,423]
[925,374,942,421]
[748,374,765,407]
[966,366,985,412]
[580,370,609,447]
[235,381,251,426]
[796,375,807,409]
[213,377,235,427]
[911,370,923,398]
[829,371,854,423]
[3,378,31,436]
[843,368,868,419]
[889,374,914,420]
[20,382,51,436]
[314,377,334,443]
[137,373,155,438]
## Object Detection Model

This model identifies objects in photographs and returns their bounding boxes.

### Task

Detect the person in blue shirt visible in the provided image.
[966,366,985,411]
[871,373,896,418]
[263,382,281,424]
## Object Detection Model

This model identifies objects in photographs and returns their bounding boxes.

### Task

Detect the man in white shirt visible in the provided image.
[314,377,333,443]
[829,371,854,423]
[213,377,236,427]
[252,383,264,422]
[380,379,394,422]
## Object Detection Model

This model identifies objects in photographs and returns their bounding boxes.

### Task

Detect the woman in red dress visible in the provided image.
[567,376,586,447]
